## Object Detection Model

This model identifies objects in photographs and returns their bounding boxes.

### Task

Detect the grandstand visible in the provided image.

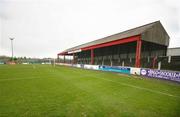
[58,21,170,68]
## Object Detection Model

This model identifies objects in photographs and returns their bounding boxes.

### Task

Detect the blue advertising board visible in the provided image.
[140,69,180,82]
[99,66,130,74]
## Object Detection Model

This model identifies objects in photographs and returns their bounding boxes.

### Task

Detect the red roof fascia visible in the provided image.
[82,35,140,51]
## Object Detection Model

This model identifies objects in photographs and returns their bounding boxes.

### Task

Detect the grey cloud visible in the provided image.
[0,0,180,57]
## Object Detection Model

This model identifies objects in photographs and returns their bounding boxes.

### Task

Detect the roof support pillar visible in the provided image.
[57,55,59,63]
[73,54,75,64]
[152,56,157,69]
[91,49,94,65]
[63,55,65,63]
[135,39,142,67]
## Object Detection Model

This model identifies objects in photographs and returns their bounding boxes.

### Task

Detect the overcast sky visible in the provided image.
[0,0,180,58]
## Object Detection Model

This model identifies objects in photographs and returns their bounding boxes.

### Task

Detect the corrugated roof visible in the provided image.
[60,21,159,54]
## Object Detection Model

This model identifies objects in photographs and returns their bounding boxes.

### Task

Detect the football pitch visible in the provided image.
[0,65,180,117]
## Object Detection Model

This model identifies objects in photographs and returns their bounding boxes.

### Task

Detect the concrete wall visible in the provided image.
[167,48,180,56]
[141,22,169,46]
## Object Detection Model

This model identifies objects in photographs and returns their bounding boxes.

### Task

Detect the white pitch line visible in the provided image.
[1,68,179,98]
[99,77,179,98]
[53,69,180,98]
[0,77,42,82]
[77,72,180,98]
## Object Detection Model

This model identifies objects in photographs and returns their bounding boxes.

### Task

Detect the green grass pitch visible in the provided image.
[0,65,180,117]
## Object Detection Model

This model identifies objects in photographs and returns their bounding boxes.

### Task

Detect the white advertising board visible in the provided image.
[84,64,99,70]
[130,67,141,75]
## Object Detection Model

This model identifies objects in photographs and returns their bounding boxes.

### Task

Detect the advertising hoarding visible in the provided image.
[99,66,130,74]
[140,69,180,82]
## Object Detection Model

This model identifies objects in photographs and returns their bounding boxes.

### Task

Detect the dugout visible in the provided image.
[58,21,169,68]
